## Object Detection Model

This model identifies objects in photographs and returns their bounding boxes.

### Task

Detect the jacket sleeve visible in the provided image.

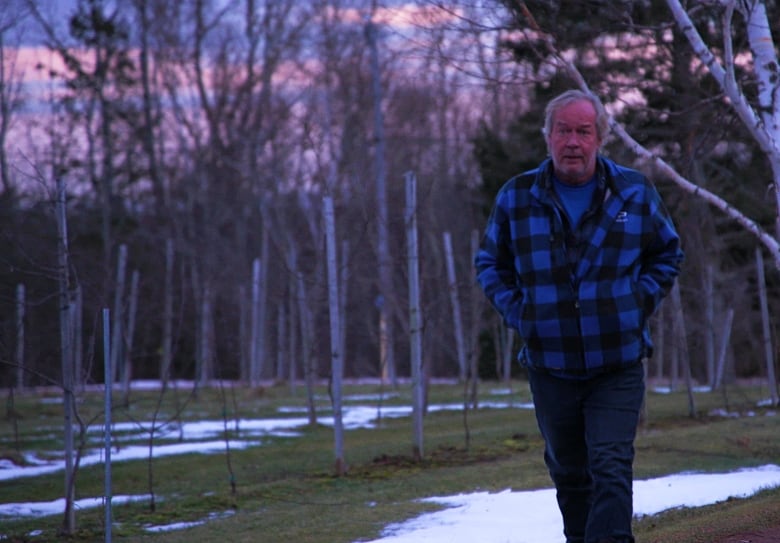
[638,183,684,316]
[474,187,523,329]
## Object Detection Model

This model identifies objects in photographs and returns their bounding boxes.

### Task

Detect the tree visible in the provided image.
[29,0,142,278]
[0,1,30,196]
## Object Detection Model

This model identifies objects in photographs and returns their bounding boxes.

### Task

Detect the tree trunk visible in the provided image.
[296,269,317,426]
[287,286,297,396]
[324,196,345,475]
[71,285,83,391]
[714,308,736,390]
[467,230,482,403]
[405,172,424,460]
[443,231,467,381]
[276,303,286,382]
[15,283,24,389]
[259,229,270,379]
[250,257,262,386]
[365,20,396,386]
[238,284,249,383]
[755,248,779,406]
[198,282,214,387]
[110,244,128,384]
[654,309,665,382]
[704,265,716,388]
[339,241,349,381]
[671,283,695,416]
[122,270,140,405]
[56,178,76,535]
[161,239,174,388]
[135,0,167,214]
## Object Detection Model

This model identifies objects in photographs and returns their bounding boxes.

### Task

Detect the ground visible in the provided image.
[712,527,780,542]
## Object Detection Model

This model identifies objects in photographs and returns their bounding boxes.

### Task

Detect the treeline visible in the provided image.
[0,0,778,389]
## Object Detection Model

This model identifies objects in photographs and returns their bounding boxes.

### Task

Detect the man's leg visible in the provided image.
[528,370,591,543]
[583,363,645,543]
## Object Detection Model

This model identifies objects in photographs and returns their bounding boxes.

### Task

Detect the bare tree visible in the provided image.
[366,18,397,386]
[0,2,30,195]
[56,178,76,535]
[28,0,140,275]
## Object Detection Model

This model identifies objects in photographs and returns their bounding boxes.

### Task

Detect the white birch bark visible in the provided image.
[664,0,780,243]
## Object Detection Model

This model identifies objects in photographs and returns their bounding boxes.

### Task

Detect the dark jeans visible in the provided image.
[528,363,644,543]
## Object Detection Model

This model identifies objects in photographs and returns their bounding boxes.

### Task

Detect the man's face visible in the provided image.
[546,99,602,185]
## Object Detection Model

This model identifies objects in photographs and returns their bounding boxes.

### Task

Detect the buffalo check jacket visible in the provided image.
[475,156,683,377]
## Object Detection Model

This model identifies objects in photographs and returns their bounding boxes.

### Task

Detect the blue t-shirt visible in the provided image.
[553,175,597,227]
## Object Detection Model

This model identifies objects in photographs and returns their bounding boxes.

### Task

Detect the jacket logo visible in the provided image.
[616,211,628,223]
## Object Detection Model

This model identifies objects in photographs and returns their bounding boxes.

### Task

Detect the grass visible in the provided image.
[0,379,778,542]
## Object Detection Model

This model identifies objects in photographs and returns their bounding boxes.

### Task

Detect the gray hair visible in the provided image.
[542,90,609,142]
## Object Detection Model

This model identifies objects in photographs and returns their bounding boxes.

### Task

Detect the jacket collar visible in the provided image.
[531,156,638,204]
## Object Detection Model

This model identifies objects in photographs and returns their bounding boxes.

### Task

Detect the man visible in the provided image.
[474,89,683,543]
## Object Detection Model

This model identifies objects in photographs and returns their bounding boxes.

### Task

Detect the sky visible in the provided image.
[1,388,779,542]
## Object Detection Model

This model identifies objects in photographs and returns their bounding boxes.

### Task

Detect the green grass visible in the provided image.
[0,380,778,542]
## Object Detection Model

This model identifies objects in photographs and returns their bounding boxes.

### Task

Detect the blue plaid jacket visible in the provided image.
[475,157,683,376]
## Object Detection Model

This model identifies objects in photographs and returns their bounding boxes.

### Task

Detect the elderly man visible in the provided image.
[475,89,683,543]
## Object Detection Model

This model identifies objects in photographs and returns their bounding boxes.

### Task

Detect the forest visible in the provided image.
[1,0,779,395]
